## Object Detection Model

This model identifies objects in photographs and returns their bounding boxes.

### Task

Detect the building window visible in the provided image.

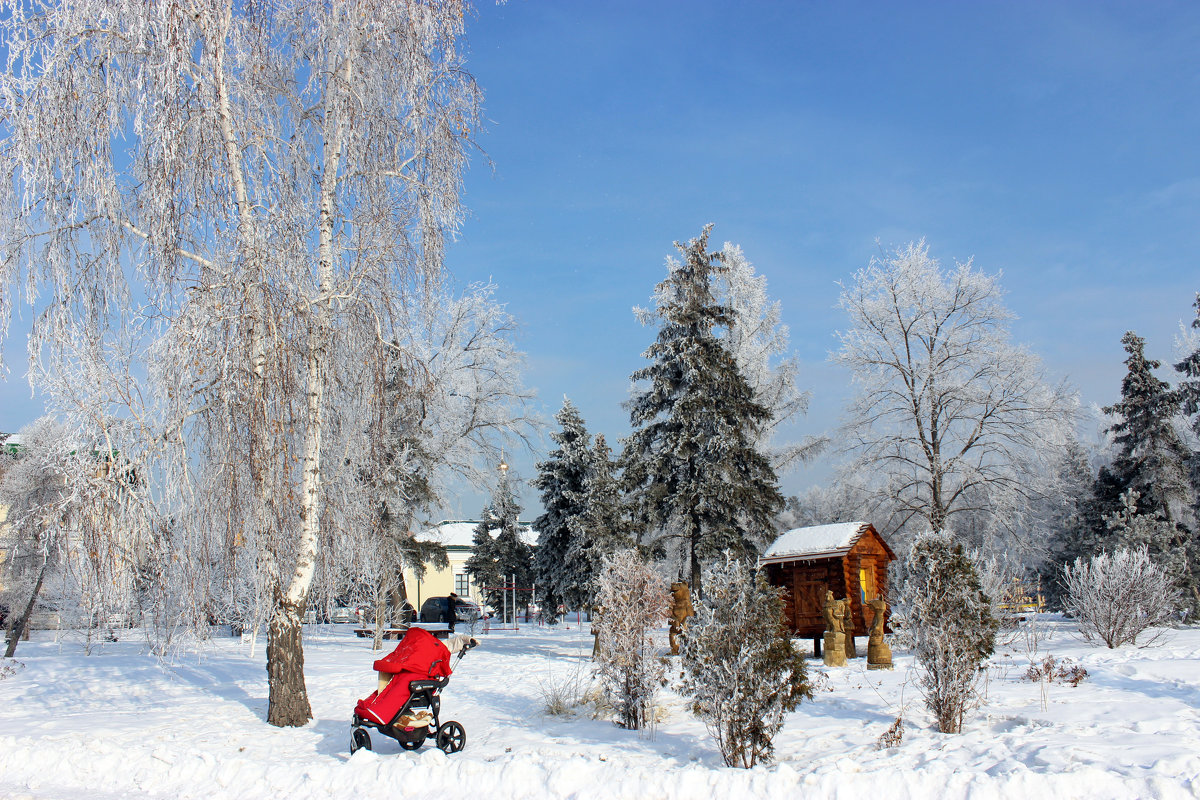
[455,573,470,597]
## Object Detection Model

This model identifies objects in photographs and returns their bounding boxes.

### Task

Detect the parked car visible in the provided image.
[419,596,481,625]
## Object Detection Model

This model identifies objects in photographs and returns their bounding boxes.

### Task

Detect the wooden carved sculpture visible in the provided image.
[867,595,893,670]
[669,581,695,656]
[822,590,847,667]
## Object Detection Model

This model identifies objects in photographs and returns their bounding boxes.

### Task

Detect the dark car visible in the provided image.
[419,596,481,625]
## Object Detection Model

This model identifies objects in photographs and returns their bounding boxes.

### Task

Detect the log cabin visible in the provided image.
[759,521,896,656]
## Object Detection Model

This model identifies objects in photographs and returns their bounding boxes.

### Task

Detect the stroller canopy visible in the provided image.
[372,627,453,678]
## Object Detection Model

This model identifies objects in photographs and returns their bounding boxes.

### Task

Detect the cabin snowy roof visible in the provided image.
[419,519,536,549]
[760,521,873,564]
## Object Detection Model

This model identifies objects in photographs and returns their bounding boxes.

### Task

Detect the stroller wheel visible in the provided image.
[436,721,466,754]
[350,726,372,755]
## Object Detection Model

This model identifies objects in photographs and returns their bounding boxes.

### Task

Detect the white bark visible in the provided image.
[0,0,483,726]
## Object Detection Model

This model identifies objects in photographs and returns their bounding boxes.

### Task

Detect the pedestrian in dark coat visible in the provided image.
[447,592,458,632]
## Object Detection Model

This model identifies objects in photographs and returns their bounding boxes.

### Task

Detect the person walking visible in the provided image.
[446,592,458,633]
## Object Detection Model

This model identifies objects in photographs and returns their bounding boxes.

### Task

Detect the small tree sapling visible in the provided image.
[593,550,669,733]
[900,533,999,734]
[679,553,811,768]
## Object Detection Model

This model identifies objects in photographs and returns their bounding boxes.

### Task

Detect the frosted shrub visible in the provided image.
[593,550,669,732]
[538,652,593,717]
[1062,547,1178,648]
[901,533,998,734]
[679,554,810,768]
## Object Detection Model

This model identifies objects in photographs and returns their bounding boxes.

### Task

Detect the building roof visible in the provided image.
[760,521,874,564]
[419,519,537,549]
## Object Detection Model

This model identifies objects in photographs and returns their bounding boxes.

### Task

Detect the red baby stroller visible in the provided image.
[350,627,477,755]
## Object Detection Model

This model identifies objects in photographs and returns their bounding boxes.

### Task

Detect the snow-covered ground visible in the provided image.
[1,616,1198,799]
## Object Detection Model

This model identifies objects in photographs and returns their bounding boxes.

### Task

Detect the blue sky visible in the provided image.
[436,0,1200,517]
[3,1,1199,518]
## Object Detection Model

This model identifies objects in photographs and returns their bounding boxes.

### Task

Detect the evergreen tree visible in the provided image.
[1102,331,1197,611]
[1104,331,1192,527]
[532,399,592,620]
[624,225,783,595]
[1175,294,1200,536]
[1038,437,1100,609]
[679,553,811,768]
[565,434,634,609]
[465,469,534,622]
[1176,294,1200,434]
[901,533,998,735]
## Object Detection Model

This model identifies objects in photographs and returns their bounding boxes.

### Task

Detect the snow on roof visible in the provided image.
[419,519,537,549]
[760,521,870,563]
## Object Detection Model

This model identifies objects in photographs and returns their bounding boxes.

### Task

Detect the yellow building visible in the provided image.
[402,519,535,612]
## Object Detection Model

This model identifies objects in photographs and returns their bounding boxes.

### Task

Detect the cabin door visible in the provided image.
[792,572,825,632]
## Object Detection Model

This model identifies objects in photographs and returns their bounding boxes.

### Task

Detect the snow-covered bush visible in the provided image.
[1062,546,1179,648]
[593,550,669,732]
[901,533,998,734]
[1023,655,1087,687]
[679,553,810,768]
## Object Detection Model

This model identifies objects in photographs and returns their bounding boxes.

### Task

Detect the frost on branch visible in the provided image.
[679,553,810,768]
[1063,544,1179,648]
[0,0,487,727]
[833,241,1076,550]
[899,533,998,734]
[593,550,669,734]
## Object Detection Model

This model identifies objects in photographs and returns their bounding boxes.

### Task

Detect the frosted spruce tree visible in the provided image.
[679,553,811,768]
[565,434,635,610]
[900,533,998,734]
[1174,295,1200,562]
[466,469,534,622]
[624,225,783,594]
[0,1,482,726]
[1037,437,1101,609]
[1104,332,1193,525]
[834,241,1076,550]
[532,399,593,618]
[1101,332,1196,611]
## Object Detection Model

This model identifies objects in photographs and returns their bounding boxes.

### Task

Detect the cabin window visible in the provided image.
[859,563,877,603]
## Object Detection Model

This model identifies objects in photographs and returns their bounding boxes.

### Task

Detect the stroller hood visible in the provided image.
[372,627,453,677]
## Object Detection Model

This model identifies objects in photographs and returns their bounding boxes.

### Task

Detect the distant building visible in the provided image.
[401,519,536,611]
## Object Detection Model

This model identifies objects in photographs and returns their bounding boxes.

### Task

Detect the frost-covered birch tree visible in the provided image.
[834,241,1076,548]
[315,282,534,646]
[0,420,75,657]
[718,243,825,473]
[0,1,481,726]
